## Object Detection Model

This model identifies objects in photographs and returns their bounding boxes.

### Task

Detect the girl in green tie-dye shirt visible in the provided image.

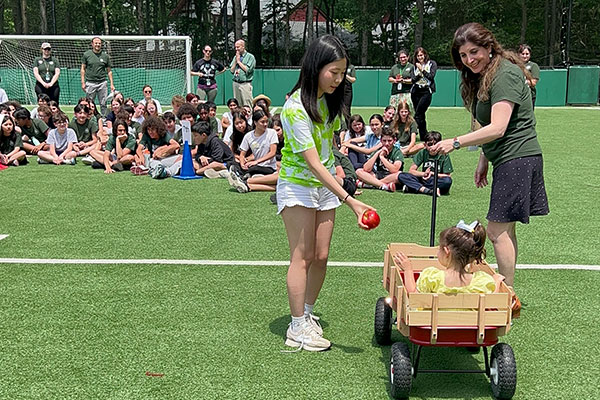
[277,35,374,352]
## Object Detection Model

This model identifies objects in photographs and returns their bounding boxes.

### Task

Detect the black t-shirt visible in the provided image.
[192,58,226,87]
[195,134,234,164]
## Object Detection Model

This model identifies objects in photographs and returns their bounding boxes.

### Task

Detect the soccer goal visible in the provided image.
[0,35,192,106]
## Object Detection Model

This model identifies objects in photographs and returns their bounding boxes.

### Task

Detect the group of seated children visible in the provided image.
[0,91,453,198]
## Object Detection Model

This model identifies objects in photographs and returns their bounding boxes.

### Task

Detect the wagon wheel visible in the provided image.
[489,343,517,399]
[374,297,393,345]
[390,342,412,399]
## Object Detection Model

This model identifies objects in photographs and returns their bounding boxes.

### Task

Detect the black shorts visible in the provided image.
[487,155,549,224]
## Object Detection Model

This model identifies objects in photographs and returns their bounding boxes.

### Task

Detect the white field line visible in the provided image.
[0,257,598,271]
[0,235,9,241]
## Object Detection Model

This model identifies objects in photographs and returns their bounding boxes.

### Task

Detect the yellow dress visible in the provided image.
[416,267,496,294]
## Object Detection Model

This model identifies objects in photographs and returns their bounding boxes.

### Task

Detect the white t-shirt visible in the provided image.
[222,125,234,144]
[0,89,8,103]
[138,98,163,114]
[240,128,279,170]
[47,128,77,153]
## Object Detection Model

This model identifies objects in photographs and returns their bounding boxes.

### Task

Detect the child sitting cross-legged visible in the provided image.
[395,130,453,196]
[355,127,404,192]
[36,113,78,165]
[394,220,505,294]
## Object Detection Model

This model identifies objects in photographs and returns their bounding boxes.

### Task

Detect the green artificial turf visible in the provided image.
[0,107,599,399]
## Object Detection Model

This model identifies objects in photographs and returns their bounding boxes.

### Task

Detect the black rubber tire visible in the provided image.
[466,346,481,353]
[374,297,393,345]
[490,343,517,399]
[390,342,412,399]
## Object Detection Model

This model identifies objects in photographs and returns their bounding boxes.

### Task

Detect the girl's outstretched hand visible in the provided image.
[346,197,375,230]
[393,252,413,271]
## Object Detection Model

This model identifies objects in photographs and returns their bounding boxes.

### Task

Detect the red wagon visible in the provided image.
[375,243,517,399]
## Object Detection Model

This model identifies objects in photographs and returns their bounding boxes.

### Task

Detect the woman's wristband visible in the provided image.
[341,194,350,203]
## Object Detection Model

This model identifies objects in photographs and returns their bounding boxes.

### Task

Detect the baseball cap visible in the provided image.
[41,42,51,49]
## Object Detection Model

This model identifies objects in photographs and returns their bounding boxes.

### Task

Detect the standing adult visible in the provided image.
[191,45,226,103]
[33,42,61,104]
[431,22,549,287]
[229,40,256,108]
[81,37,115,116]
[278,35,373,352]
[410,47,437,141]
[519,44,540,109]
[344,63,356,116]
[388,50,414,111]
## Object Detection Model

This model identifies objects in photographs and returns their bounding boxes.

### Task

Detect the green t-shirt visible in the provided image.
[68,119,98,142]
[0,132,23,154]
[21,118,49,143]
[140,133,170,156]
[130,121,142,136]
[229,51,256,82]
[333,146,356,180]
[106,133,137,153]
[33,56,60,83]
[280,90,340,187]
[389,62,414,95]
[81,50,111,83]
[525,61,540,97]
[412,149,453,174]
[475,59,542,167]
[396,120,418,147]
[370,146,404,174]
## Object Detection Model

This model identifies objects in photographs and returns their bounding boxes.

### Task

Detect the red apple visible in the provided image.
[362,210,380,230]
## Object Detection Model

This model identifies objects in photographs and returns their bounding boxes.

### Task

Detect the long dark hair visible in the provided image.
[230,111,249,154]
[451,22,530,110]
[290,35,349,124]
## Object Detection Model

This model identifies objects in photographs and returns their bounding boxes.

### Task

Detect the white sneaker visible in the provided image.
[81,155,95,165]
[306,313,323,336]
[284,321,331,352]
[64,158,76,165]
[203,168,221,179]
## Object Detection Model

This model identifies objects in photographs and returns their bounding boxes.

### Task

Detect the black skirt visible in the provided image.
[487,155,549,224]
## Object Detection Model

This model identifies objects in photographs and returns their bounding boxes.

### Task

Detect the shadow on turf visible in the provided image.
[269,315,364,354]
[374,334,494,399]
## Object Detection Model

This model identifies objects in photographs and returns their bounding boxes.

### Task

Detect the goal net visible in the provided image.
[0,35,192,106]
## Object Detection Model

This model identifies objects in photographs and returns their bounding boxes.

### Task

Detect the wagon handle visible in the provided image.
[429,158,440,247]
[430,294,439,344]
[477,294,485,344]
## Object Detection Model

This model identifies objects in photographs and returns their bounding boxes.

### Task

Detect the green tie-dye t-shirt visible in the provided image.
[280,90,340,187]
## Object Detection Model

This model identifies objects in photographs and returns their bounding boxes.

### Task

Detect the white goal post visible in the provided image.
[0,35,192,106]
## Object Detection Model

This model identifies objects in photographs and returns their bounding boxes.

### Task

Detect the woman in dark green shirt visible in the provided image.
[519,44,540,109]
[33,42,61,103]
[431,23,548,288]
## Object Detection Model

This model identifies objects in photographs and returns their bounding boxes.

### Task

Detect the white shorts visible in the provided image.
[276,178,341,215]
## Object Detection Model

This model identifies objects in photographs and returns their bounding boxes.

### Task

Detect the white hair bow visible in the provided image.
[456,220,478,233]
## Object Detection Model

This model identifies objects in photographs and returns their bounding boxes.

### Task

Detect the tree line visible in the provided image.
[1,0,598,67]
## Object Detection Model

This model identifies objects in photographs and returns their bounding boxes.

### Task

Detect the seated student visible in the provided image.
[171,95,185,118]
[177,103,198,126]
[221,98,239,130]
[139,85,163,114]
[396,130,453,196]
[391,100,421,156]
[394,220,504,294]
[117,106,139,136]
[340,114,366,148]
[89,120,136,174]
[342,114,385,169]
[69,104,98,157]
[205,101,223,137]
[47,100,61,117]
[185,93,200,106]
[30,93,50,119]
[0,114,27,166]
[189,120,234,178]
[383,105,396,128]
[124,97,135,107]
[356,127,403,192]
[14,108,49,155]
[144,100,160,119]
[131,116,180,175]
[252,95,271,118]
[232,109,278,178]
[270,115,285,164]
[197,103,218,135]
[37,113,78,165]
[222,110,250,161]
[132,102,146,126]
[162,112,182,144]
[105,98,122,130]
[36,105,55,130]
